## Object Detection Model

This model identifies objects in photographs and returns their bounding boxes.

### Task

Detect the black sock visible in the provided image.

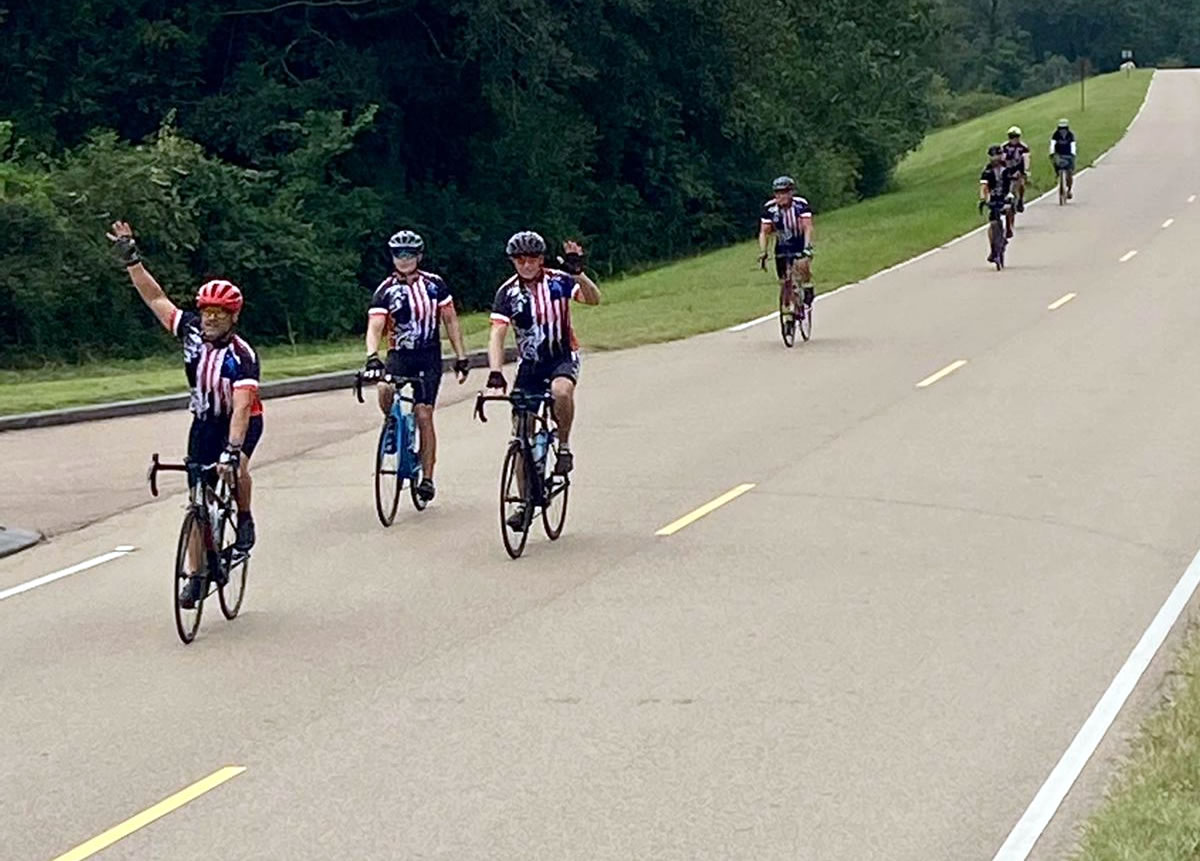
[238,510,253,524]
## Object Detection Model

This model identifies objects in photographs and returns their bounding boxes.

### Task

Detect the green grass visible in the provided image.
[0,70,1152,416]
[1072,623,1200,860]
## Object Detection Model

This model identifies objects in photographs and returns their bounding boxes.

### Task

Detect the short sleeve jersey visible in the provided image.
[368,271,453,352]
[1002,140,1030,171]
[490,269,582,363]
[980,163,1018,199]
[760,197,813,249]
[170,309,262,420]
[1051,128,1076,156]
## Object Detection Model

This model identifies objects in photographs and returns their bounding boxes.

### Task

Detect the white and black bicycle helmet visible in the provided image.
[388,229,425,256]
[505,230,546,257]
[772,175,796,191]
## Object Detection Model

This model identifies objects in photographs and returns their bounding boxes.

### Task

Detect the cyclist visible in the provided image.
[1002,126,1031,213]
[979,145,1017,261]
[1049,118,1077,200]
[107,221,262,607]
[485,231,601,514]
[757,175,815,315]
[363,230,470,503]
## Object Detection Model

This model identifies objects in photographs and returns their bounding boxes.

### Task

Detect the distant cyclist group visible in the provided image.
[978,119,1078,267]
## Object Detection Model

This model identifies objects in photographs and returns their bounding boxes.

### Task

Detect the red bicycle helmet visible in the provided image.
[196,279,244,313]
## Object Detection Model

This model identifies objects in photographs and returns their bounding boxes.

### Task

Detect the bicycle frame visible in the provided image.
[354,371,424,479]
[475,390,561,500]
[148,453,237,572]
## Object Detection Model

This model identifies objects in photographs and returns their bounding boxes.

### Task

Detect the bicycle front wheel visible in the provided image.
[798,301,812,342]
[173,509,206,644]
[374,418,402,527]
[500,442,533,559]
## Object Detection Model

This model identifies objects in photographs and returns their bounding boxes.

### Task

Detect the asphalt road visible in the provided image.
[3,70,1200,861]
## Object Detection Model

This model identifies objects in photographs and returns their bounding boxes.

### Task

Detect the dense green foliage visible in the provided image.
[0,1,1193,364]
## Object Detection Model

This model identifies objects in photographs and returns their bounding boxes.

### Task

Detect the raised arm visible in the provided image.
[106,221,178,332]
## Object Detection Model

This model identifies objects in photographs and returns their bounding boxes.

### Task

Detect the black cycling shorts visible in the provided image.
[188,414,264,467]
[775,247,809,280]
[385,347,442,406]
[514,353,581,396]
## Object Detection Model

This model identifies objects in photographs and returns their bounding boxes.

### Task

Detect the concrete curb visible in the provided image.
[0,525,42,558]
[0,347,516,433]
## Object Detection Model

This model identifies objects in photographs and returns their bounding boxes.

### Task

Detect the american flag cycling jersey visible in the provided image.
[368,271,453,351]
[760,196,813,249]
[490,269,582,363]
[170,309,263,420]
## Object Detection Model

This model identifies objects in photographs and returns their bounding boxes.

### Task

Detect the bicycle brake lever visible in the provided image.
[474,395,488,423]
[147,453,160,497]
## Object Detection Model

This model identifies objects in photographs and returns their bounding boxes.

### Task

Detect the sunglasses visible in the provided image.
[392,250,420,259]
[511,255,543,264]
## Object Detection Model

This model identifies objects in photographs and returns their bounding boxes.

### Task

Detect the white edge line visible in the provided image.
[915,359,968,388]
[992,543,1200,860]
[1188,195,1196,204]
[1119,250,1138,263]
[0,548,134,602]
[1163,218,1174,228]
[727,71,1156,332]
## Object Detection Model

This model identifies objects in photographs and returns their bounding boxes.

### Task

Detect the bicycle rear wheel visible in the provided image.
[216,506,248,620]
[541,432,570,540]
[779,282,796,348]
[374,417,402,527]
[500,441,533,559]
[1058,170,1067,205]
[173,509,206,644]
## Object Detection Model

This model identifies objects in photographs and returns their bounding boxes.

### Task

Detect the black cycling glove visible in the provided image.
[454,357,470,377]
[558,250,586,275]
[363,355,385,381]
[487,371,508,392]
[113,235,142,267]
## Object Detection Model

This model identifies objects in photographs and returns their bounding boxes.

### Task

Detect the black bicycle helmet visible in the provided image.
[505,230,547,257]
[987,144,1003,157]
[388,229,425,255]
[772,175,796,191]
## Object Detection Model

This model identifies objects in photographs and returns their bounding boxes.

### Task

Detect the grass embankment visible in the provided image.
[1073,624,1200,860]
[0,70,1151,416]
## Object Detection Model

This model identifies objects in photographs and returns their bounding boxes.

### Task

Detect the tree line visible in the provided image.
[0,0,1194,364]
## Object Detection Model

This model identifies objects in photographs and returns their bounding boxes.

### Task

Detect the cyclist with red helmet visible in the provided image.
[108,221,262,583]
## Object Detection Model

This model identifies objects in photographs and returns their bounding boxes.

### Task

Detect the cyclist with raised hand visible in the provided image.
[363,229,470,503]
[979,144,1018,261]
[107,221,262,607]
[1002,126,1032,213]
[1050,118,1077,200]
[485,231,601,488]
[758,175,815,313]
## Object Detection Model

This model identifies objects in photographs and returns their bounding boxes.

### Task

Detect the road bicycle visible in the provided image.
[147,453,248,644]
[1054,154,1073,205]
[983,196,1013,271]
[762,251,812,347]
[354,371,428,526]
[474,389,569,559]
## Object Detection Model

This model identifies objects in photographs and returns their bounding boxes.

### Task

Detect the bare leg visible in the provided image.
[414,404,435,479]
[550,378,576,447]
[376,382,394,417]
